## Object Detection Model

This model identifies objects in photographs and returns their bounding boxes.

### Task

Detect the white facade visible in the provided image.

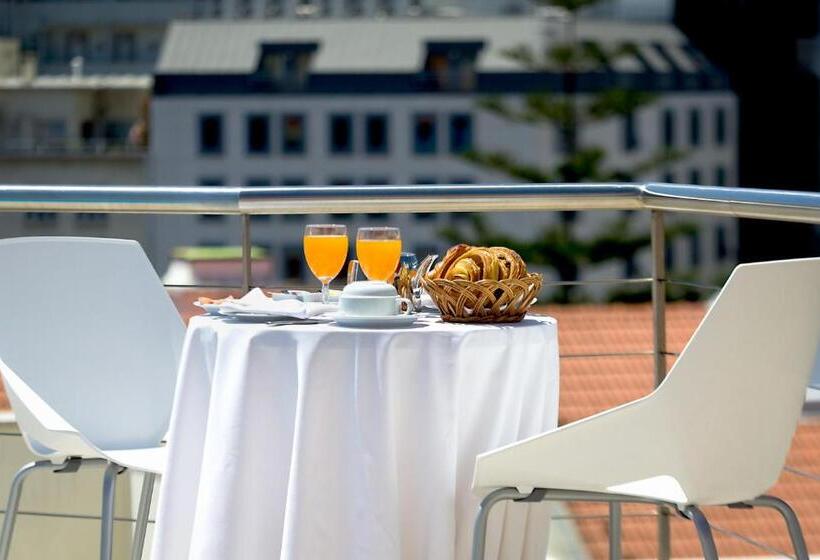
[150,89,738,294]
[0,76,151,251]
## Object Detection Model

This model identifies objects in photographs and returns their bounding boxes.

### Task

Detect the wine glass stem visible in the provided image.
[321,281,330,304]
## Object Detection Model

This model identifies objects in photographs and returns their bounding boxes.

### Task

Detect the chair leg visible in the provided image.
[100,463,122,560]
[685,506,719,560]
[609,501,622,560]
[743,496,808,560]
[471,488,530,560]
[130,472,156,560]
[0,461,54,560]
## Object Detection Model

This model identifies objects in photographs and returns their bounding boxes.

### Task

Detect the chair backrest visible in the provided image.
[0,237,185,450]
[655,257,820,503]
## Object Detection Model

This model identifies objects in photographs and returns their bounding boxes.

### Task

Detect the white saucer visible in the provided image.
[219,310,296,322]
[333,313,417,328]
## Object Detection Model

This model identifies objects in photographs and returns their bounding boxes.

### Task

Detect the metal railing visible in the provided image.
[0,182,818,559]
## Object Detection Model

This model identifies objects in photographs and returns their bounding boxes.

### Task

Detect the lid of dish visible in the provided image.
[342,281,397,297]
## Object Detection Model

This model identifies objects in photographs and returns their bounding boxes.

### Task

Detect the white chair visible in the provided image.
[0,238,185,560]
[471,257,820,560]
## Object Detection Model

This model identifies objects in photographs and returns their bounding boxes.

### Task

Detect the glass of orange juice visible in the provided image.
[304,224,348,303]
[356,227,401,282]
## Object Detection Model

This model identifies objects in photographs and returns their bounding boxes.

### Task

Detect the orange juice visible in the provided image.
[357,238,401,281]
[304,235,348,282]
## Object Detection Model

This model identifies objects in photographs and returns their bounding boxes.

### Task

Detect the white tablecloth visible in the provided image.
[152,314,559,560]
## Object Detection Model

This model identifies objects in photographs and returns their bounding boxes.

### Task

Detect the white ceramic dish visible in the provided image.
[333,313,417,328]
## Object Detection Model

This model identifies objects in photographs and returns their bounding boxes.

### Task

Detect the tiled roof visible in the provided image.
[540,302,820,559]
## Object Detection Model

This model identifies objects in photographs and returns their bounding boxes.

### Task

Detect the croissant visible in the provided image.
[429,244,528,281]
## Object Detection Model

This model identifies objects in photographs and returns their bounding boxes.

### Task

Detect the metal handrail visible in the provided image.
[0,183,817,223]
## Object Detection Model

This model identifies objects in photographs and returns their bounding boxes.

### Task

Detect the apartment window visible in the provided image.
[257,44,316,90]
[76,213,108,225]
[661,108,675,147]
[715,166,726,186]
[662,172,675,183]
[413,114,437,155]
[199,114,223,155]
[689,168,701,185]
[236,0,253,17]
[375,0,394,15]
[329,114,353,154]
[199,178,226,222]
[424,42,483,91]
[65,30,89,60]
[24,212,57,225]
[111,32,136,63]
[715,107,727,145]
[623,112,638,151]
[345,0,364,15]
[689,231,701,267]
[449,113,473,154]
[665,244,675,271]
[246,114,270,154]
[689,108,701,146]
[366,114,388,154]
[282,114,306,154]
[264,0,283,16]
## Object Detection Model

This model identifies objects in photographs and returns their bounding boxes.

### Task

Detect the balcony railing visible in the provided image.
[0,181,818,559]
[0,139,146,158]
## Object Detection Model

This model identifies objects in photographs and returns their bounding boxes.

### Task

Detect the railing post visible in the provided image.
[241,214,252,293]
[651,209,670,560]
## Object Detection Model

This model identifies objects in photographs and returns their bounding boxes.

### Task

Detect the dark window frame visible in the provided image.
[365,114,389,155]
[281,113,306,155]
[328,113,353,155]
[199,113,224,155]
[246,114,270,155]
[449,113,473,154]
[413,113,437,155]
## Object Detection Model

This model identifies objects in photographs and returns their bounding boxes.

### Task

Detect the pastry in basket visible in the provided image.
[423,244,541,323]
[429,245,527,281]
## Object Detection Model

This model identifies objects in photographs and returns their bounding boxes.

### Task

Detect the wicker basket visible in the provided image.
[421,273,542,323]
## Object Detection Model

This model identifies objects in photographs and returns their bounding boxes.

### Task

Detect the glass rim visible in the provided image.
[304,223,347,233]
[357,226,399,232]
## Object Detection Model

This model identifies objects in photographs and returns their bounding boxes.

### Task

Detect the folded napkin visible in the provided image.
[218,288,336,319]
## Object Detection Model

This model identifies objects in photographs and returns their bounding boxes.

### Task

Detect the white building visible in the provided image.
[0,53,151,250]
[149,17,738,295]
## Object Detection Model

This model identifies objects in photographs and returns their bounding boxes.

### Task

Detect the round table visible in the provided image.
[152,314,559,560]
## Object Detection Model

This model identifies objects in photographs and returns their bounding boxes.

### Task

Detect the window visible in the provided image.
[665,243,675,271]
[111,32,136,63]
[375,0,393,15]
[65,30,89,60]
[246,114,270,154]
[715,166,726,186]
[449,113,473,154]
[424,41,483,91]
[345,0,363,15]
[716,225,728,260]
[329,114,353,154]
[199,114,223,155]
[76,213,108,225]
[256,44,316,90]
[689,231,701,267]
[365,114,388,154]
[24,212,57,225]
[689,168,701,185]
[715,107,726,145]
[236,0,253,16]
[413,114,437,155]
[623,254,637,278]
[623,112,638,151]
[662,172,675,183]
[661,108,675,147]
[689,108,701,146]
[199,178,226,221]
[281,114,306,154]
[264,0,283,16]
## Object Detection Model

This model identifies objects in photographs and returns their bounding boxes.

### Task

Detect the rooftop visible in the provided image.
[157,17,701,76]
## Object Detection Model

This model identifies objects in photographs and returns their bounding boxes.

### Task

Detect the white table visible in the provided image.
[152,314,559,560]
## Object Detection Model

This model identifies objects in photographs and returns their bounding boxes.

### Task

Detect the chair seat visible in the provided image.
[99,446,166,474]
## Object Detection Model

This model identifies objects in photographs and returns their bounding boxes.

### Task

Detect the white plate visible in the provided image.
[333,313,417,328]
[219,309,299,322]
